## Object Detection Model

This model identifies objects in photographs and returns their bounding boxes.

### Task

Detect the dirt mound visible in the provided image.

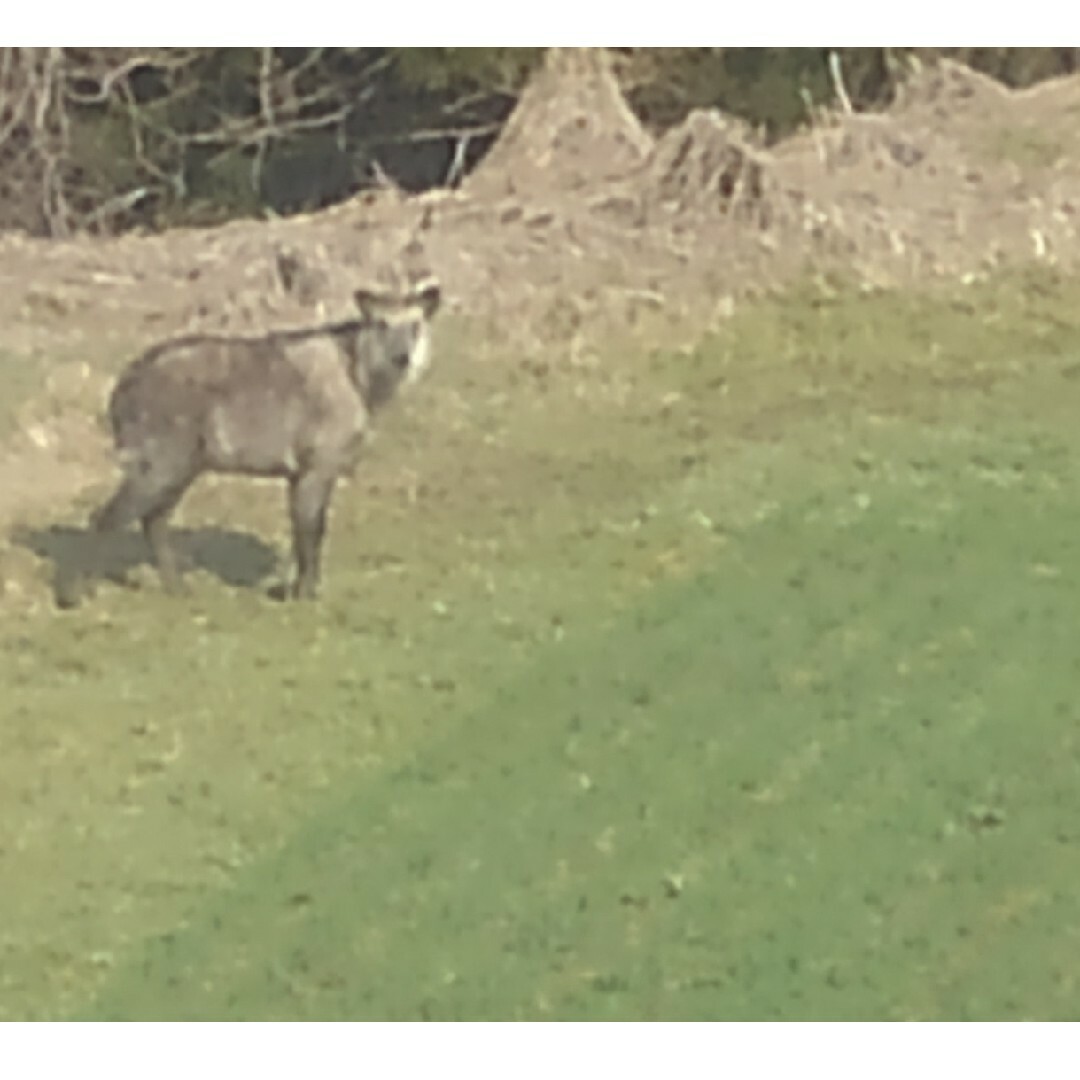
[815,115,939,171]
[892,58,1009,120]
[634,110,776,227]
[466,49,653,199]
[772,110,980,197]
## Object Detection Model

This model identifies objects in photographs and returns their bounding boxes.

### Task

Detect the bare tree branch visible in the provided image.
[0,47,518,235]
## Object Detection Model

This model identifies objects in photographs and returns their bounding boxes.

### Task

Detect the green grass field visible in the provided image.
[3,268,1080,1019]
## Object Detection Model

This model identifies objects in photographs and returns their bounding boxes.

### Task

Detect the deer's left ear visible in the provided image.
[354,288,391,322]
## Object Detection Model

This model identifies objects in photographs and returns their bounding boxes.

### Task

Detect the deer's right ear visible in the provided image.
[414,281,442,321]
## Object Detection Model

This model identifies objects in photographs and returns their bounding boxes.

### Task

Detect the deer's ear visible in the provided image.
[354,288,390,322]
[414,282,441,321]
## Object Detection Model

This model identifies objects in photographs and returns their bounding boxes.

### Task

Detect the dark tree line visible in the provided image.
[0,48,1075,237]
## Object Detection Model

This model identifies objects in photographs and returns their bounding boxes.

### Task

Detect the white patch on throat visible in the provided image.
[405,325,432,386]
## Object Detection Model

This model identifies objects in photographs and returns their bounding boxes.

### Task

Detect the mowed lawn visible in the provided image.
[3,268,1080,1019]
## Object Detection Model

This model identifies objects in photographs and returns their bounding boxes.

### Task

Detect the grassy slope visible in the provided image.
[3,267,1080,1019]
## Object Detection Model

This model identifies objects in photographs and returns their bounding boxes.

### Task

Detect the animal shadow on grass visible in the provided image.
[12,523,281,607]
